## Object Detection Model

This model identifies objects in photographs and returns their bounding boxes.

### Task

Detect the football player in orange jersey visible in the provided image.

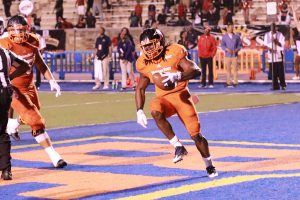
[0,15,67,168]
[135,28,218,178]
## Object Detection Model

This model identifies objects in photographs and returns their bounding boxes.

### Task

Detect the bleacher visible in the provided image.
[233,0,300,26]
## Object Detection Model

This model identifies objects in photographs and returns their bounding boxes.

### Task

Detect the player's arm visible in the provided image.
[8,51,30,80]
[135,73,150,110]
[35,49,61,97]
[135,73,150,128]
[178,57,201,81]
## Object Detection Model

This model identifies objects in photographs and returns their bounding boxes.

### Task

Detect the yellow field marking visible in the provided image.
[115,172,300,200]
[12,135,300,150]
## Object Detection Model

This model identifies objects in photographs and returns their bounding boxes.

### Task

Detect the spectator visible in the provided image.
[75,16,86,28]
[135,0,143,26]
[207,4,220,25]
[93,0,104,20]
[222,7,233,25]
[157,8,167,25]
[53,0,64,21]
[119,27,138,60]
[148,3,156,20]
[194,9,204,26]
[186,26,198,44]
[241,0,252,24]
[178,0,187,19]
[93,27,112,90]
[117,30,136,90]
[86,0,94,15]
[103,0,111,9]
[190,0,202,20]
[3,0,12,18]
[263,23,286,90]
[144,18,157,28]
[292,5,300,80]
[223,0,234,14]
[221,23,242,87]
[86,11,96,28]
[164,0,175,13]
[129,11,140,27]
[278,3,291,39]
[55,16,74,29]
[167,13,178,26]
[197,26,217,88]
[31,13,41,30]
[75,0,85,17]
[178,30,197,59]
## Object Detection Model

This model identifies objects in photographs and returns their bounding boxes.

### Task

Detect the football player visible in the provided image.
[135,28,218,178]
[0,15,67,168]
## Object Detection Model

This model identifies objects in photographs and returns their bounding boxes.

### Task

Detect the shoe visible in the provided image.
[10,132,20,141]
[1,167,12,180]
[281,86,286,90]
[206,165,218,178]
[102,86,109,90]
[198,85,206,88]
[120,87,126,91]
[225,84,233,88]
[92,84,100,90]
[292,76,300,80]
[172,146,188,163]
[55,159,67,168]
[208,85,214,88]
[233,83,238,88]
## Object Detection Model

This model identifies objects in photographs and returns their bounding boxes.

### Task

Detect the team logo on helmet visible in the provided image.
[140,28,165,60]
[7,15,29,44]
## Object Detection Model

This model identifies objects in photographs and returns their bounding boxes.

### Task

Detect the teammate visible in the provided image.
[135,28,218,178]
[0,15,67,168]
[0,20,30,180]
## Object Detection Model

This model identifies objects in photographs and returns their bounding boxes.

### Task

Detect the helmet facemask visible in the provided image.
[140,38,163,60]
[7,24,29,44]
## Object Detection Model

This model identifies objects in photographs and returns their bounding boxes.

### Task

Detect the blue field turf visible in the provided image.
[2,101,300,199]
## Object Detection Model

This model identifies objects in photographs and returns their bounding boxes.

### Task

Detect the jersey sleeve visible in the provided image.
[0,38,12,50]
[171,43,188,61]
[136,56,147,76]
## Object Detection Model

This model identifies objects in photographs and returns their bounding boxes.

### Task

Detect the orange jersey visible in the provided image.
[136,43,188,97]
[0,33,43,88]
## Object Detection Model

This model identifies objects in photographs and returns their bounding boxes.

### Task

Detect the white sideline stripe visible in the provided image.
[43,99,133,108]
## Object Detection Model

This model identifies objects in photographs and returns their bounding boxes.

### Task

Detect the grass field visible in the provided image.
[33,92,300,129]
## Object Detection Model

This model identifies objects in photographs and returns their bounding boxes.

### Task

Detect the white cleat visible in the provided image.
[206,165,218,178]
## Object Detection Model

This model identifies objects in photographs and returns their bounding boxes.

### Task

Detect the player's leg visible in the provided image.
[0,88,12,180]
[102,57,110,89]
[150,97,187,163]
[171,90,218,177]
[11,89,67,168]
[126,61,136,88]
[93,58,102,90]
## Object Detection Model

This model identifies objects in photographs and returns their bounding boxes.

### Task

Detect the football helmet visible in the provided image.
[139,28,165,60]
[7,15,29,44]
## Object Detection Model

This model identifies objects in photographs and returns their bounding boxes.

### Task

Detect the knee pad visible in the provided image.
[32,128,45,137]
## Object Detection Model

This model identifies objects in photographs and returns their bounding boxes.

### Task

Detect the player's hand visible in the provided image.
[49,80,61,97]
[137,109,147,128]
[161,72,182,86]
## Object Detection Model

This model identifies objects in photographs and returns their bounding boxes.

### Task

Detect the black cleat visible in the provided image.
[10,132,20,141]
[172,146,188,163]
[55,159,67,168]
[206,165,218,178]
[1,167,12,180]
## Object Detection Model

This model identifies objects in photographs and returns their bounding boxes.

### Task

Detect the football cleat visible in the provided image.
[206,165,218,178]
[173,146,188,163]
[6,118,20,140]
[55,159,67,168]
[1,166,12,180]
